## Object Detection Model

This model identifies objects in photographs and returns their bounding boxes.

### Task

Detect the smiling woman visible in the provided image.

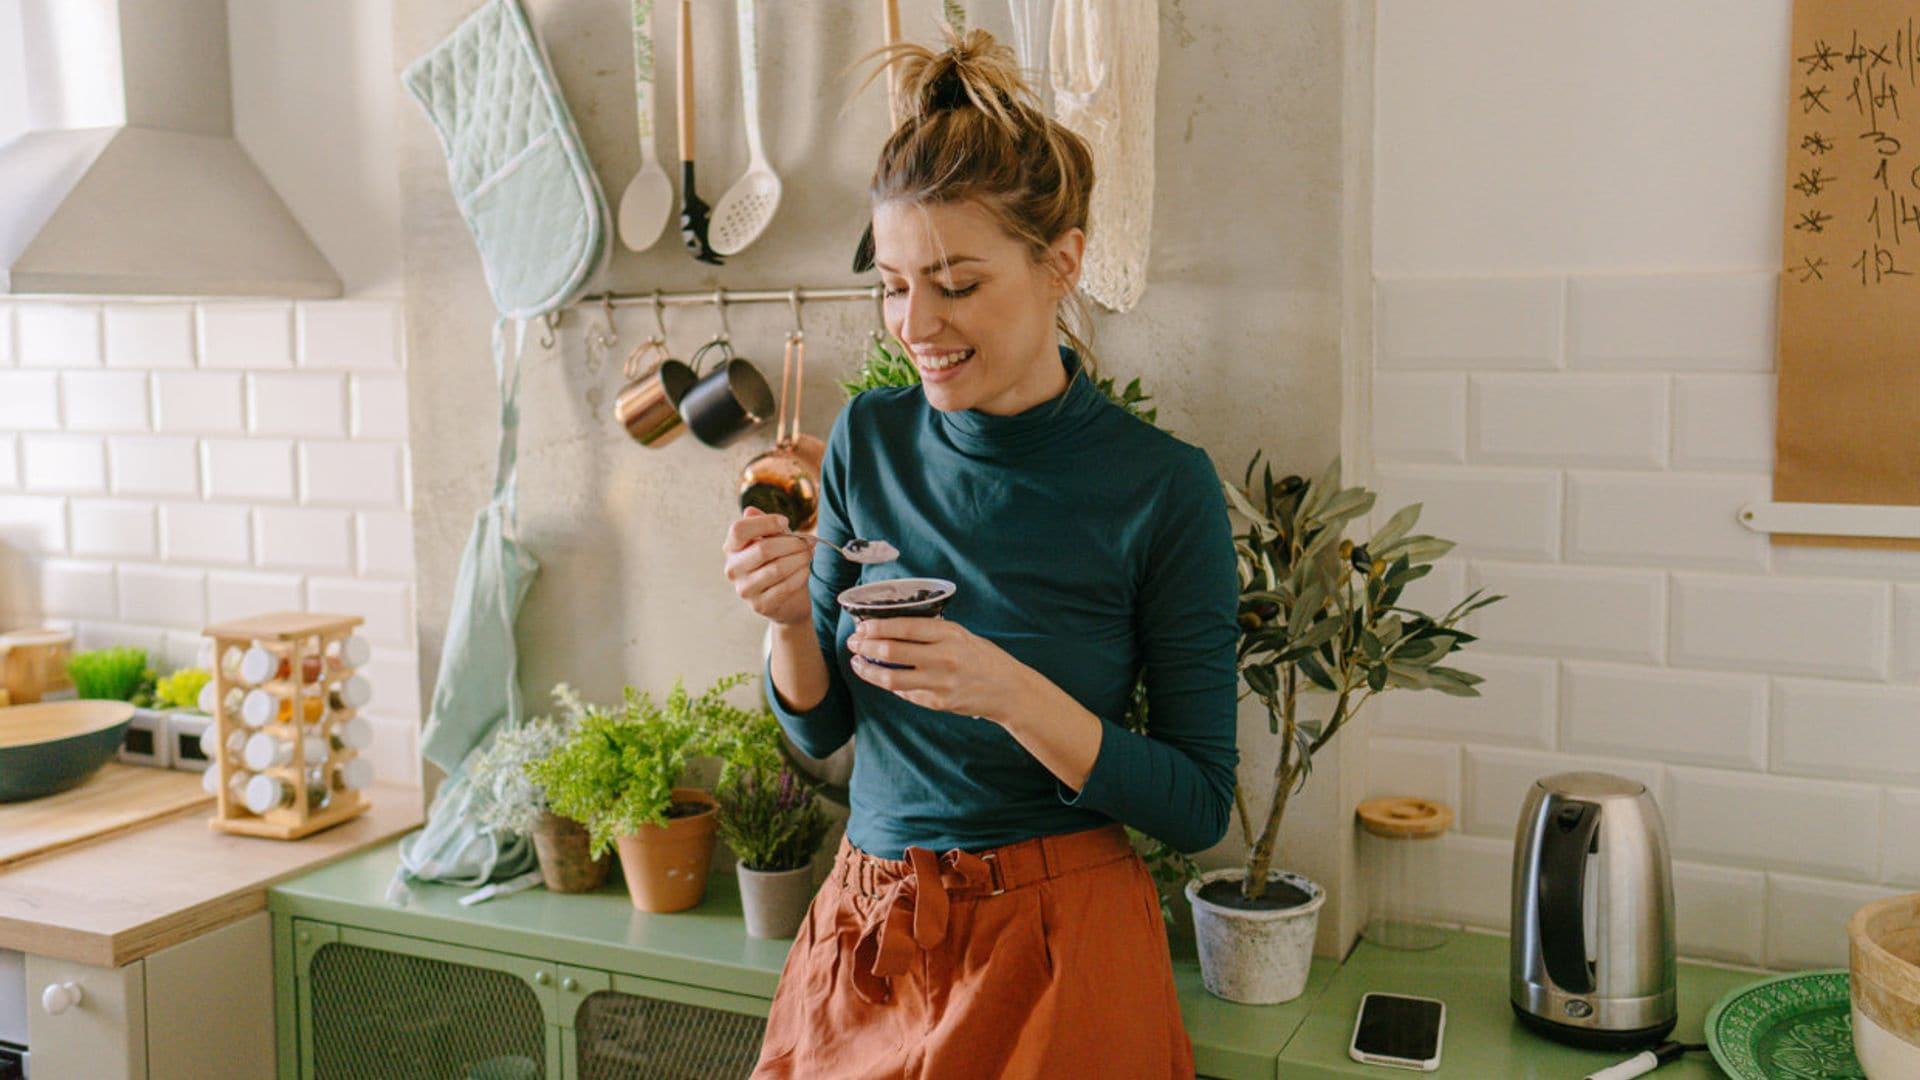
[720,26,1239,1080]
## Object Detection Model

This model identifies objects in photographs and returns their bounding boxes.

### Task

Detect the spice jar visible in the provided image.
[1355,796,1453,951]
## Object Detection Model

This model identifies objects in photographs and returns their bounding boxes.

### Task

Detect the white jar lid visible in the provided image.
[338,757,374,790]
[197,681,217,715]
[334,636,372,668]
[201,766,220,795]
[239,646,277,685]
[242,732,281,772]
[337,715,374,751]
[335,675,372,708]
[241,689,276,728]
[243,774,285,815]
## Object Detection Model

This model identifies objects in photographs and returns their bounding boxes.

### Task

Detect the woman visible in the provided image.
[721,29,1238,1080]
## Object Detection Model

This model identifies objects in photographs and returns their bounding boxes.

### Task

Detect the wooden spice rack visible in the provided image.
[203,612,371,840]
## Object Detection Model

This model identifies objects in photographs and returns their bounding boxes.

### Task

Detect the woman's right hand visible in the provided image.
[723,508,815,627]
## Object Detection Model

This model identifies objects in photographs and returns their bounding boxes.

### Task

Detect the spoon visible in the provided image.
[617,0,673,252]
[802,534,899,564]
[708,0,782,256]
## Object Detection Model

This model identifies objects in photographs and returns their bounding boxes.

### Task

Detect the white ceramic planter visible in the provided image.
[1185,867,1326,1004]
[738,862,816,939]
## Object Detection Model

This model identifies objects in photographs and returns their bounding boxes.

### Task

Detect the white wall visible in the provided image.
[1367,0,1912,970]
[0,1,418,783]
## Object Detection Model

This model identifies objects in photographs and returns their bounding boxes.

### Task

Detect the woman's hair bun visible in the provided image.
[895,27,1032,133]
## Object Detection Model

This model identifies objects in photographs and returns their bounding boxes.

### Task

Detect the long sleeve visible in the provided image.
[1057,445,1240,853]
[764,401,863,759]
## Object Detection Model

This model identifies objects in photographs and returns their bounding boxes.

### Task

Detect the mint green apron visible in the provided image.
[392,0,608,903]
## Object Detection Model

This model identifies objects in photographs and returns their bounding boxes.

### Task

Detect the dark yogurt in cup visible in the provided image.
[837,577,957,669]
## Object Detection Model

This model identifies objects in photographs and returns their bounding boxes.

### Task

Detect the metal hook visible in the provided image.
[538,311,559,350]
[711,289,731,344]
[650,290,669,345]
[588,294,618,358]
[788,288,805,341]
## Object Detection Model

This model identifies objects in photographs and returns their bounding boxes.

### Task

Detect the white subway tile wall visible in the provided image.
[3,300,419,787]
[1371,273,1912,965]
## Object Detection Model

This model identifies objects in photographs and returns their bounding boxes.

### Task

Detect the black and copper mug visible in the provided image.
[614,339,698,447]
[678,338,775,448]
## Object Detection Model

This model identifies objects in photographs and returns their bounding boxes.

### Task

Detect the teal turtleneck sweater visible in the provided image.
[767,350,1240,860]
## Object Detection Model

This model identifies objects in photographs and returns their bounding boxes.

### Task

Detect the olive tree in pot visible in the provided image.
[1188,457,1500,1004]
[528,675,758,913]
[711,707,833,938]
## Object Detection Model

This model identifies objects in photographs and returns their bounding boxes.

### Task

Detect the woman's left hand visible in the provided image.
[847,618,1033,722]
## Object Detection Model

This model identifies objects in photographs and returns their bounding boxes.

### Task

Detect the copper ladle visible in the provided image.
[738,330,823,530]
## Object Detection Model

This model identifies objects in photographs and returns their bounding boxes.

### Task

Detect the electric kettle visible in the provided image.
[1511,771,1676,1050]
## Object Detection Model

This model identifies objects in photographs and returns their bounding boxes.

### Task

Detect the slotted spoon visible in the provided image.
[617,0,673,252]
[708,0,782,256]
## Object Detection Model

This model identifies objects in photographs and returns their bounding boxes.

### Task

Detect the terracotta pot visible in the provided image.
[530,810,611,893]
[737,861,817,939]
[612,787,719,913]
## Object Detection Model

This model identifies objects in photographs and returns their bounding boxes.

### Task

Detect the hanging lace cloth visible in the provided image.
[1051,0,1157,313]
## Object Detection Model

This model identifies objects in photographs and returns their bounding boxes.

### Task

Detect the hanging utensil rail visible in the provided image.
[574,285,882,310]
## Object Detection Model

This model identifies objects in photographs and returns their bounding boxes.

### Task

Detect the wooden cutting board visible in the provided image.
[0,764,212,869]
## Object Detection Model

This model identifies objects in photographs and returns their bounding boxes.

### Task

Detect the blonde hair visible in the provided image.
[859,28,1100,378]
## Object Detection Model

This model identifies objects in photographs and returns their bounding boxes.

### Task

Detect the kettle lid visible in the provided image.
[1538,770,1645,799]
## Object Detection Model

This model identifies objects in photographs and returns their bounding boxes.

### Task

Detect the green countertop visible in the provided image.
[271,842,1762,1079]
[1278,930,1756,1079]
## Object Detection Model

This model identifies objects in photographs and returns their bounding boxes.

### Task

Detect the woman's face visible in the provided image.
[873,198,1083,416]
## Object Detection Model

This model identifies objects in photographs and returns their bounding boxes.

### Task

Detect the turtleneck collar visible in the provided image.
[933,347,1105,458]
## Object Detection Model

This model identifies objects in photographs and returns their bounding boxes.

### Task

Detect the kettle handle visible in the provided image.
[1538,799,1600,994]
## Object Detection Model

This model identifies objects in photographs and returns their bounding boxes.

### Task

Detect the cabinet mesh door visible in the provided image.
[309,942,546,1079]
[575,989,767,1080]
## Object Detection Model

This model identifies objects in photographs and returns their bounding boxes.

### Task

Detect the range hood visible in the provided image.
[0,0,340,298]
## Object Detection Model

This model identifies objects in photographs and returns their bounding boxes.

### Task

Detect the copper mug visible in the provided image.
[739,333,824,531]
[614,339,698,447]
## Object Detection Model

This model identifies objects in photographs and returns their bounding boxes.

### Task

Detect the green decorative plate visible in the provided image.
[1706,970,1865,1080]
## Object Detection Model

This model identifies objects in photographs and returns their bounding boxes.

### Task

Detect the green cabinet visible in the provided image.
[278,915,771,1080]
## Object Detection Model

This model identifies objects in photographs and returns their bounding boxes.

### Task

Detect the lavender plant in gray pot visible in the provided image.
[712,708,833,939]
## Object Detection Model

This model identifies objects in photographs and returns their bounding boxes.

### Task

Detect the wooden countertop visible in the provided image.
[0,782,422,967]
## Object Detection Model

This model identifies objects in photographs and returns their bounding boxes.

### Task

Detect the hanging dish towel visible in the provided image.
[1051,0,1157,313]
[391,0,608,903]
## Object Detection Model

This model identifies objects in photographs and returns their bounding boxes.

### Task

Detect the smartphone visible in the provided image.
[1348,991,1445,1071]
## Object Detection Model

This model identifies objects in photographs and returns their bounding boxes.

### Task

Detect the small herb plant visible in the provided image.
[715,758,832,873]
[1224,456,1500,902]
[155,668,211,711]
[526,673,762,860]
[66,647,157,706]
[466,684,586,836]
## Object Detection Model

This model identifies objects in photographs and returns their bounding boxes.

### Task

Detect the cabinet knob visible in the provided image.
[297,930,310,944]
[534,970,551,986]
[561,976,578,993]
[41,981,83,1015]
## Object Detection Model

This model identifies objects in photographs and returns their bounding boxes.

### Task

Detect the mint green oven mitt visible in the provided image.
[403,0,609,319]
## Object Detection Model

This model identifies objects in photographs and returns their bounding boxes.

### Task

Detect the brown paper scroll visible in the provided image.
[1776,1,1920,549]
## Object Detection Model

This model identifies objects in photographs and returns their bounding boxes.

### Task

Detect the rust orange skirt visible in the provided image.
[751,823,1195,1079]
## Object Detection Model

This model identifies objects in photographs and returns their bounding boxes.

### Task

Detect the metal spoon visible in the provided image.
[802,534,899,564]
[617,0,673,252]
[708,0,782,256]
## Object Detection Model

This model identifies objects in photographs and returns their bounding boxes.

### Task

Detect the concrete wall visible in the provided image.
[1367,0,1911,970]
[395,0,1356,946]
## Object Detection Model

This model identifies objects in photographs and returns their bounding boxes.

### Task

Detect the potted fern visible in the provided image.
[468,685,607,893]
[1186,457,1500,1004]
[527,674,756,913]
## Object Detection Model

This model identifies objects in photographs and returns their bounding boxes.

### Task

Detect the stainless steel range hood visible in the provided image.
[0,0,341,298]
